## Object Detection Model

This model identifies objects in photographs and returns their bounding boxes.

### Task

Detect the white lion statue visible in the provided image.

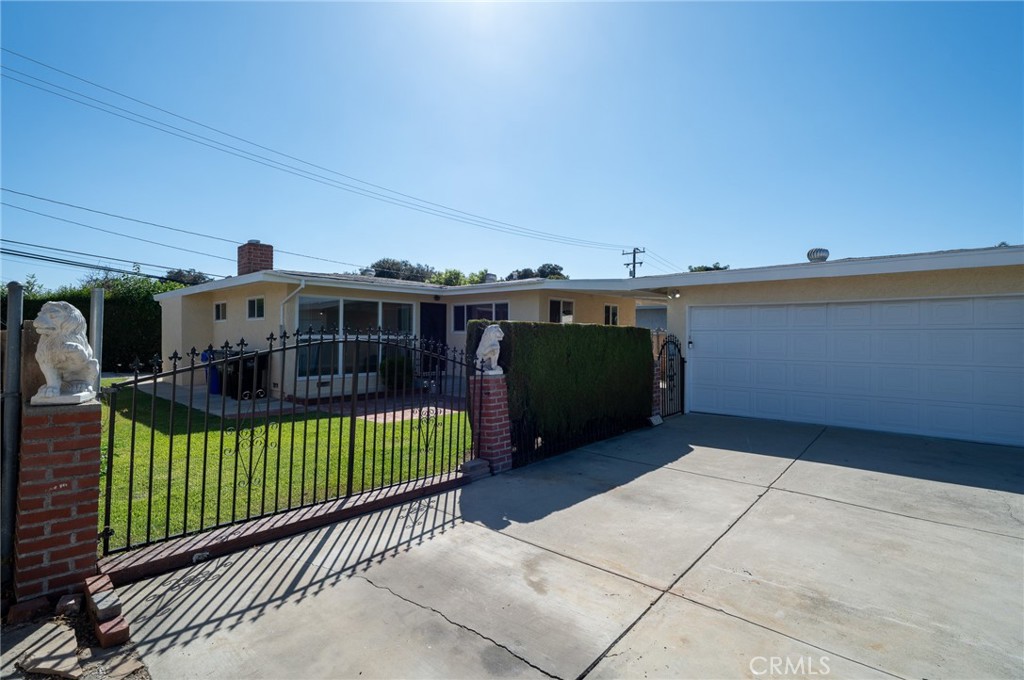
[31,301,100,404]
[476,324,504,375]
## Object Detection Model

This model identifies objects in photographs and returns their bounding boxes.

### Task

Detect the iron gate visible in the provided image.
[657,335,684,417]
[100,330,482,556]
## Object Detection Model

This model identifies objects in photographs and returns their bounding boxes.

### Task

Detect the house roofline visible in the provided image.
[154,245,1024,302]
[621,245,1024,293]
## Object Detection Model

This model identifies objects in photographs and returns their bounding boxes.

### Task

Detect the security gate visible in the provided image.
[657,335,684,417]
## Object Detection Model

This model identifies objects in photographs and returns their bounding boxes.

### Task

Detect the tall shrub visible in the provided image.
[468,321,653,461]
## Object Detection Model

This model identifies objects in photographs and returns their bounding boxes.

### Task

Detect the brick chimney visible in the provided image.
[238,239,274,275]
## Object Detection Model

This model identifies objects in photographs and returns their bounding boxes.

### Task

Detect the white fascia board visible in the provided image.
[624,246,1024,292]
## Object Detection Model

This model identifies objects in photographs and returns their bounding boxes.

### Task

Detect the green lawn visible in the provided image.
[99,385,473,553]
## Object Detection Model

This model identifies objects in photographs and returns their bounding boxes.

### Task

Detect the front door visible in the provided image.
[419,302,447,372]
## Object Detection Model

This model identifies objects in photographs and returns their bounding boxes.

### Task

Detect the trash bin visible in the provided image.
[201,349,222,395]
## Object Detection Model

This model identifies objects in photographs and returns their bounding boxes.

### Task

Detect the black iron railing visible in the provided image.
[657,334,684,417]
[100,330,482,556]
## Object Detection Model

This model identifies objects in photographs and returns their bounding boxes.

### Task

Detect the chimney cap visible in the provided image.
[247,239,261,244]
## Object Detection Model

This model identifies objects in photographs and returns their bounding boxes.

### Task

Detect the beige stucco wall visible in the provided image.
[541,292,637,329]
[664,265,1024,355]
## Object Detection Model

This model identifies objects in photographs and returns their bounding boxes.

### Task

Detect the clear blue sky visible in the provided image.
[2,1,1021,290]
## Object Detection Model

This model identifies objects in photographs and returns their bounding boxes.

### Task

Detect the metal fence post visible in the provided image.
[2,281,25,587]
[90,287,104,392]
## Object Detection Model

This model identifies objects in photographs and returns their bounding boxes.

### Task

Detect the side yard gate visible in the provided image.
[100,330,482,557]
[657,334,685,417]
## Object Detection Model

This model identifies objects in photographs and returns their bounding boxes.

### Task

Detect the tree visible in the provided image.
[428,268,468,286]
[466,269,491,285]
[536,263,567,280]
[23,273,46,297]
[369,258,436,282]
[165,268,212,285]
[506,267,536,281]
[688,262,730,272]
[507,264,568,280]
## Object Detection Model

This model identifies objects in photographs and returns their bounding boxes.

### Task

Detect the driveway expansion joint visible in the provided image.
[354,573,562,680]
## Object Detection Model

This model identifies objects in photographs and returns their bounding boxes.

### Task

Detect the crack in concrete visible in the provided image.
[355,573,561,680]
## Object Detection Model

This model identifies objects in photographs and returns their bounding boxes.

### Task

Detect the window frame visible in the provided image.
[294,296,417,378]
[548,298,575,324]
[452,301,510,333]
[604,304,619,326]
[247,296,266,320]
[214,301,227,322]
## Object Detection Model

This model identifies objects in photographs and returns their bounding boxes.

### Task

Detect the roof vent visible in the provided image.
[484,273,498,283]
[807,248,830,263]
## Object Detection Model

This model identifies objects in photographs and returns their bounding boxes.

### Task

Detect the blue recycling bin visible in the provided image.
[201,349,222,395]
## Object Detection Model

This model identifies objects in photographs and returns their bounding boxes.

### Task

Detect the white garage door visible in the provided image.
[688,296,1024,446]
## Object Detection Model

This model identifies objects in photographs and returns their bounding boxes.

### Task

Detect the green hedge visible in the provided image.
[1,293,165,373]
[467,321,653,458]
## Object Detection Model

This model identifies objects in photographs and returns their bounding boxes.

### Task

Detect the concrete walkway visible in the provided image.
[117,414,1024,679]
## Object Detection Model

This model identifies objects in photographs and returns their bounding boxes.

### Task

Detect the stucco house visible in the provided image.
[624,245,1024,447]
[155,240,642,396]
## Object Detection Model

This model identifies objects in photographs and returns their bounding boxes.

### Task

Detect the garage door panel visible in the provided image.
[754,391,787,418]
[721,361,752,386]
[719,389,752,415]
[831,397,873,428]
[977,297,1024,326]
[924,299,975,327]
[874,400,920,431]
[926,368,974,402]
[874,332,921,364]
[790,394,828,421]
[833,332,872,361]
[977,406,1024,443]
[721,334,752,358]
[831,303,873,327]
[792,305,827,327]
[980,331,1024,366]
[791,333,828,360]
[688,297,1024,446]
[877,366,920,397]
[875,300,921,327]
[755,306,788,327]
[833,365,872,394]
[755,362,787,388]
[722,307,753,329]
[925,404,974,438]
[755,333,788,359]
[791,364,827,390]
[926,331,974,363]
[974,370,1024,407]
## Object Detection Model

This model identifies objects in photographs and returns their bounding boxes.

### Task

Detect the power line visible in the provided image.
[3,47,633,250]
[1,54,633,251]
[645,250,684,273]
[1,191,414,277]
[1,202,236,262]
[0,248,181,281]
[0,238,227,279]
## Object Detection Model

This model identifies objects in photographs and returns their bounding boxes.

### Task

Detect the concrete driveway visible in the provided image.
[117,414,1024,679]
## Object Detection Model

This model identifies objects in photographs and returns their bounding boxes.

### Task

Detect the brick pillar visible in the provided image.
[468,374,513,474]
[652,359,662,418]
[14,401,102,601]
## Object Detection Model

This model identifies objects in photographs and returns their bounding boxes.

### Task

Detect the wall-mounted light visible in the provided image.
[670,290,680,299]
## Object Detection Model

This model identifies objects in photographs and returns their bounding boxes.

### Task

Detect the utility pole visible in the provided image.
[622,248,645,278]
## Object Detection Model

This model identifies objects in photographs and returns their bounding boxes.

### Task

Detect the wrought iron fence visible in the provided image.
[509,414,647,468]
[100,329,482,556]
